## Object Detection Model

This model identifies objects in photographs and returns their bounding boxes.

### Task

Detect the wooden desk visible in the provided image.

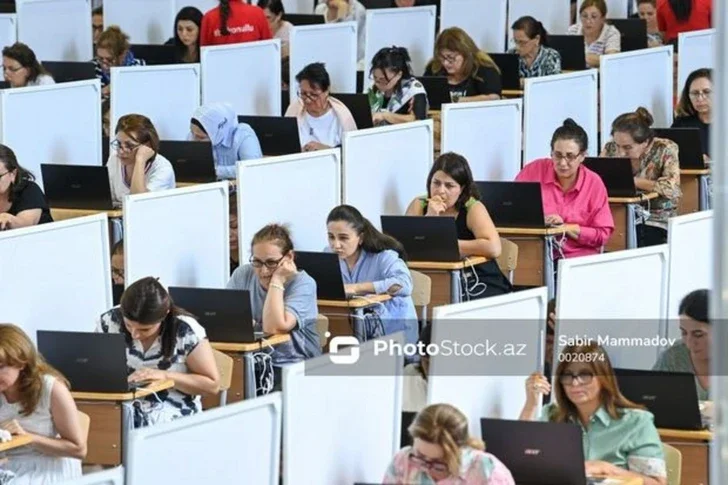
[606,192,658,252]
[406,258,487,317]
[679,169,711,215]
[0,434,32,452]
[50,208,123,222]
[71,379,174,466]
[659,428,712,485]
[210,334,291,404]
[317,296,392,350]
[593,477,642,485]
[502,89,524,98]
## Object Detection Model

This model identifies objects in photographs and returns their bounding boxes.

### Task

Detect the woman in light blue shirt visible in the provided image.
[326,205,418,345]
[189,102,263,179]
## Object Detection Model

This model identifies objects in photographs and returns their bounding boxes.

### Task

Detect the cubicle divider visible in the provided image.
[439,0,507,52]
[123,182,230,289]
[283,0,313,14]
[677,29,715,91]
[524,70,599,162]
[555,246,670,370]
[667,210,713,340]
[600,46,673,148]
[17,0,92,61]
[237,149,341,263]
[201,39,282,116]
[176,0,217,14]
[441,99,522,181]
[289,22,358,94]
[0,13,16,49]
[577,0,629,18]
[342,120,433,229]
[0,79,102,188]
[60,466,124,485]
[127,394,282,485]
[0,214,112,344]
[104,0,175,44]
[364,6,436,77]
[507,0,571,37]
[283,334,403,485]
[111,64,200,140]
[427,287,548,438]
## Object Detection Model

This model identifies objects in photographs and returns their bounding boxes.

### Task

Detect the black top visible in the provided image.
[423,64,502,99]
[382,93,428,120]
[8,180,53,225]
[672,115,710,157]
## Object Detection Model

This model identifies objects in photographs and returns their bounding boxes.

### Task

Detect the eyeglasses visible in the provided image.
[689,89,712,100]
[580,13,602,22]
[438,53,460,65]
[97,55,116,66]
[0,171,11,178]
[559,370,595,386]
[110,139,141,153]
[512,38,534,47]
[551,151,582,163]
[111,267,124,279]
[92,24,104,32]
[2,65,23,74]
[297,89,326,103]
[249,256,285,269]
[408,451,449,474]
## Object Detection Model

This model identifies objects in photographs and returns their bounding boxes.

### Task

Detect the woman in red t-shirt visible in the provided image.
[657,0,712,43]
[200,0,272,46]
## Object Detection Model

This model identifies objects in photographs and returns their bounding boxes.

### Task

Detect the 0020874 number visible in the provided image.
[558,351,605,363]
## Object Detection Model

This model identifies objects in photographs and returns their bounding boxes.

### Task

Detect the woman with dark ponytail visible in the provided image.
[657,0,711,44]
[509,16,562,85]
[326,205,418,344]
[200,0,272,46]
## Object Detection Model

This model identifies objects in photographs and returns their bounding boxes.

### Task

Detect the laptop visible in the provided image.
[653,127,705,169]
[102,136,109,164]
[584,157,637,198]
[359,0,392,8]
[332,93,374,129]
[416,76,451,110]
[41,164,114,210]
[380,216,460,262]
[614,368,704,430]
[490,53,521,90]
[476,181,548,228]
[37,331,144,393]
[608,18,648,52]
[550,35,587,71]
[237,115,301,155]
[294,251,348,301]
[0,81,9,89]
[158,140,216,183]
[131,44,177,65]
[41,61,96,83]
[282,13,325,25]
[168,287,261,343]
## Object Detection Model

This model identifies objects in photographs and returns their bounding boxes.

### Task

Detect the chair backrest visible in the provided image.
[212,349,234,392]
[663,442,682,485]
[77,411,90,442]
[410,270,432,307]
[316,313,330,349]
[495,238,519,281]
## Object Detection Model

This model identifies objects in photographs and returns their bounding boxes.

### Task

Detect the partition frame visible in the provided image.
[439,0,508,52]
[677,28,716,92]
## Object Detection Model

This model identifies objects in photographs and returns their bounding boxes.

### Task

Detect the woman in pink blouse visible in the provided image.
[515,119,614,259]
[383,403,515,484]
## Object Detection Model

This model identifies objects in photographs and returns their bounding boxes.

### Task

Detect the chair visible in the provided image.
[663,443,682,485]
[212,349,234,406]
[495,238,519,283]
[410,270,432,328]
[316,313,330,350]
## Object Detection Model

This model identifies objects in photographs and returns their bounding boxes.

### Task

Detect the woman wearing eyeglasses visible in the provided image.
[515,119,613,259]
[383,403,515,484]
[0,144,53,230]
[367,46,428,126]
[508,16,562,87]
[566,0,621,68]
[106,114,175,207]
[2,43,55,88]
[93,26,145,99]
[285,62,357,152]
[227,224,321,386]
[673,68,712,161]
[521,343,667,485]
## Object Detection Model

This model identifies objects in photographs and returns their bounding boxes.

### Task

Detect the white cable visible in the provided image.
[462,257,487,300]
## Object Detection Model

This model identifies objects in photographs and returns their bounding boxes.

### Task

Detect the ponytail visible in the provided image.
[220,0,231,36]
[538,21,549,47]
[611,107,655,144]
[668,0,692,22]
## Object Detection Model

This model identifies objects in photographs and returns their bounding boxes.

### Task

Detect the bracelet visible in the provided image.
[269,283,285,292]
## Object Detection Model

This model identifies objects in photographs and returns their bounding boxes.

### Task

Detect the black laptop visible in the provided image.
[238,115,302,155]
[130,44,177,65]
[654,127,705,169]
[380,216,460,262]
[550,35,587,71]
[41,164,114,210]
[490,53,521,90]
[614,368,704,430]
[416,76,451,110]
[102,136,109,164]
[294,251,348,301]
[168,287,260,343]
[476,181,548,228]
[158,140,216,183]
[584,157,637,198]
[283,13,325,25]
[332,93,374,129]
[42,61,96,83]
[608,18,648,52]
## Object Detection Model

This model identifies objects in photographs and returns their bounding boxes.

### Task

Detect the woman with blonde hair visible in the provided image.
[424,27,502,103]
[0,324,86,484]
[383,403,515,483]
[93,26,145,98]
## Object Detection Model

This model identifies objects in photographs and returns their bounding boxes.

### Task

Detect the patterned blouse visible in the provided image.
[602,137,682,228]
[508,45,562,79]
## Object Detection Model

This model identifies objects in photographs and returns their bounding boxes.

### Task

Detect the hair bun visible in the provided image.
[634,107,654,127]
[562,118,578,128]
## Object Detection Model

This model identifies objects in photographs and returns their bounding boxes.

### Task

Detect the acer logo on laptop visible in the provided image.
[524,448,541,456]
[642,394,657,401]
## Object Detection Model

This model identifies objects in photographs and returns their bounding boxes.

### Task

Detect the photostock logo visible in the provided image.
[326,332,360,365]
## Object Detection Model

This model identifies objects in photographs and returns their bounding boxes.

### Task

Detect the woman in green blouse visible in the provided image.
[520,343,667,485]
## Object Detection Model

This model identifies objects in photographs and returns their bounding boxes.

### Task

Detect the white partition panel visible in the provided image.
[507,0,571,36]
[238,150,341,263]
[524,70,599,162]
[556,246,670,370]
[667,211,713,339]
[17,0,92,61]
[111,64,200,141]
[577,0,629,18]
[124,183,229,289]
[442,99,522,181]
[677,29,715,92]
[290,22,357,94]
[343,120,433,228]
[0,14,17,49]
[600,47,673,146]
[59,467,123,485]
[428,288,548,438]
[283,0,314,14]
[104,0,174,44]
[127,393,282,485]
[0,215,112,344]
[284,334,403,485]
[176,0,218,14]
[0,79,102,188]
[201,40,281,116]
[440,0,507,52]
[364,6,436,76]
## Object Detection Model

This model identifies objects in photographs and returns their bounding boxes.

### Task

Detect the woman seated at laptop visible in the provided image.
[654,289,710,400]
[601,107,681,247]
[424,27,502,103]
[637,0,664,47]
[257,0,293,58]
[520,343,667,485]
[96,277,219,427]
[508,16,562,86]
[94,26,145,99]
[326,204,418,344]
[0,324,86,484]
[0,144,53,230]
[285,62,357,152]
[516,119,613,259]
[165,7,203,64]
[227,224,321,388]
[673,68,712,161]
[2,43,55,88]
[566,0,621,68]
[405,152,512,299]
[107,114,176,207]
[367,47,428,126]
[188,102,263,180]
[383,403,515,484]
